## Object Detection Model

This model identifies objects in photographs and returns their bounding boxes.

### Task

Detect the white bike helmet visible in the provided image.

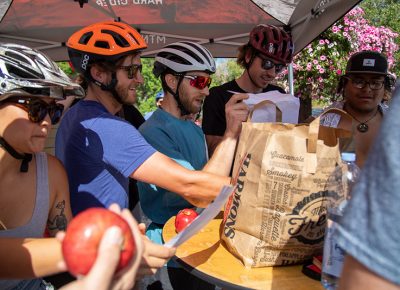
[153,41,216,116]
[153,41,216,77]
[0,43,84,102]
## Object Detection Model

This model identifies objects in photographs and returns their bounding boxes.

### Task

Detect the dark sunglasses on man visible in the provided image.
[118,64,143,79]
[3,97,64,125]
[258,54,286,73]
[182,75,212,90]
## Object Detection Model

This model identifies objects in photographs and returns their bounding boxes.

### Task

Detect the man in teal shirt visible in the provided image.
[138,41,249,290]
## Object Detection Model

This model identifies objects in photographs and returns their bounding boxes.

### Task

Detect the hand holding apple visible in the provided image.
[175,208,198,233]
[62,207,136,277]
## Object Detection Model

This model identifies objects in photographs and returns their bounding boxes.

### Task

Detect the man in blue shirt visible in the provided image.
[56,22,232,281]
[138,41,249,290]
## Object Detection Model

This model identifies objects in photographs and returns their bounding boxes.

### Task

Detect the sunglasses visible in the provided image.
[183,75,212,90]
[4,97,64,125]
[118,64,143,79]
[258,56,286,73]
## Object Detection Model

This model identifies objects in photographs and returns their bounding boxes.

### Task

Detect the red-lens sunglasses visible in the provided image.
[183,75,212,90]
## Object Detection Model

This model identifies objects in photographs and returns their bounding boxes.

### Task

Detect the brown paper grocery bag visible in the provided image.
[222,106,351,268]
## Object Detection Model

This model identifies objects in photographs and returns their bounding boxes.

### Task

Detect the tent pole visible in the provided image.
[288,63,294,95]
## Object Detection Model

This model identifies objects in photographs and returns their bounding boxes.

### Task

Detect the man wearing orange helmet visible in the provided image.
[55,21,231,281]
[202,24,294,156]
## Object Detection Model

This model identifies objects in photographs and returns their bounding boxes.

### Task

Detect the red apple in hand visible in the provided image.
[175,208,198,233]
[62,208,136,277]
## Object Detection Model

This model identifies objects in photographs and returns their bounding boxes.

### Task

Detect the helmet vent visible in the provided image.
[6,64,43,79]
[281,42,287,57]
[159,50,191,65]
[271,29,280,41]
[5,51,28,65]
[128,33,141,46]
[94,41,110,49]
[79,32,93,45]
[183,42,209,64]
[102,30,129,48]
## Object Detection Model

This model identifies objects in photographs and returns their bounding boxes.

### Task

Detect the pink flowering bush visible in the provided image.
[286,7,398,105]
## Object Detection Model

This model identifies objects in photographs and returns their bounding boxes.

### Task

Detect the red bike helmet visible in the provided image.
[249,24,293,64]
[67,21,147,75]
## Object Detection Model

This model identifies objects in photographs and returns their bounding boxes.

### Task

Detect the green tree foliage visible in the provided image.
[57,62,76,78]
[211,59,243,88]
[136,58,162,114]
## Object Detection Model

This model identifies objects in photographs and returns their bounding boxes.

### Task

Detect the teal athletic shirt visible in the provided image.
[138,108,207,245]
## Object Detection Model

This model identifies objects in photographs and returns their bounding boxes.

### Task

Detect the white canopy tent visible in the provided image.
[0,0,362,58]
[0,0,362,93]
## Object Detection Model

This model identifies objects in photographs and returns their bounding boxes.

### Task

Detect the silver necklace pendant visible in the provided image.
[357,123,369,133]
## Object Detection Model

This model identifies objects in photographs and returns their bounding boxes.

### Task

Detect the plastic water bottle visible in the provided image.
[321,152,360,290]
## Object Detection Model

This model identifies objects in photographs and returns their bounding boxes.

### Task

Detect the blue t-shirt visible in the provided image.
[336,88,400,285]
[138,109,207,226]
[55,100,156,215]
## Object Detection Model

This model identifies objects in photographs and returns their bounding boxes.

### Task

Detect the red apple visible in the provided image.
[62,208,135,277]
[175,208,198,233]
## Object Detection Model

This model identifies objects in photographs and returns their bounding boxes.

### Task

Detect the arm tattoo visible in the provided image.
[47,200,67,231]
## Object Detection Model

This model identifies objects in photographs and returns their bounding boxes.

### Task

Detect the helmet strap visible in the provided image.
[162,74,191,116]
[0,137,32,173]
[92,72,124,104]
[245,51,256,70]
[246,53,260,89]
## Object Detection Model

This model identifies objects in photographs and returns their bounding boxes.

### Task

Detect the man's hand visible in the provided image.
[135,223,176,279]
[224,93,249,138]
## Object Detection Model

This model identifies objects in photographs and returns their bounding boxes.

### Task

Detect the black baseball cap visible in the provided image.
[346,51,388,75]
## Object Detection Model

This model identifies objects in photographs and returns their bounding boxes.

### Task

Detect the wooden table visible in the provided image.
[162,214,324,290]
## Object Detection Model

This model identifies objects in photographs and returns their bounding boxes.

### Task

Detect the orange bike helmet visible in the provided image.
[67,21,147,75]
[249,24,294,64]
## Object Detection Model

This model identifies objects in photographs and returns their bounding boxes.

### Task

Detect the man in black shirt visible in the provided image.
[118,104,146,211]
[202,24,294,155]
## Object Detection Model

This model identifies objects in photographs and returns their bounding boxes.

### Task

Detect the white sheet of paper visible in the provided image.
[242,90,300,124]
[164,185,234,248]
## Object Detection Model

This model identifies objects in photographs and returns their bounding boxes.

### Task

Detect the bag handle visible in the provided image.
[307,108,353,154]
[247,100,283,122]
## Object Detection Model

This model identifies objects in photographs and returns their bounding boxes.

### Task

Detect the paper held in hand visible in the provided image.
[164,185,234,248]
[232,90,300,124]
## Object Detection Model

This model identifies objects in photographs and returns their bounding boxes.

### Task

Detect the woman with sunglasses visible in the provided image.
[0,44,148,290]
[137,41,249,290]
[202,24,294,156]
[0,43,84,289]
